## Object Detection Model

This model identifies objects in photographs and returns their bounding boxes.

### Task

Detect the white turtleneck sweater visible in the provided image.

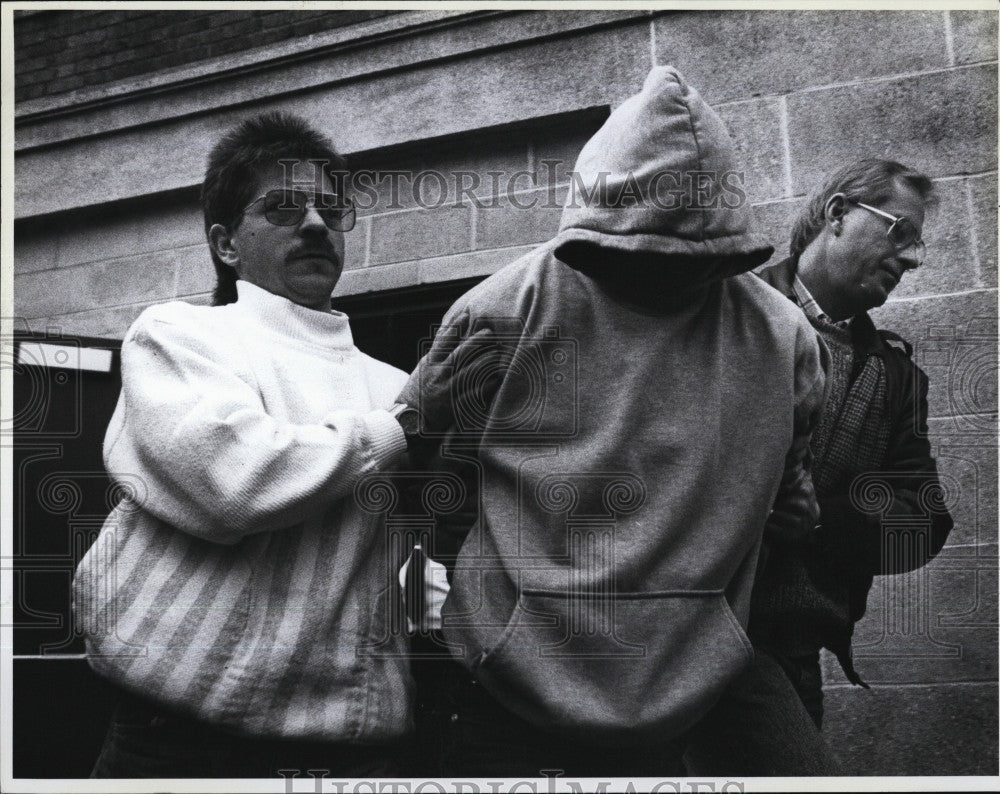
[74,281,412,742]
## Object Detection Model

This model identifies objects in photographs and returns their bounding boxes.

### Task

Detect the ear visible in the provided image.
[209,224,240,268]
[824,193,848,228]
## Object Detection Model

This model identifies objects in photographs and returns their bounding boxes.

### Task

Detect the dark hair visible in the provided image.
[200,111,347,305]
[789,159,935,262]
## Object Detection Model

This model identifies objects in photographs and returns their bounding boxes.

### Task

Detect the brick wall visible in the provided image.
[14,9,395,102]
[12,9,998,777]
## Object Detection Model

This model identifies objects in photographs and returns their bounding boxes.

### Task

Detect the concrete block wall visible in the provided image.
[12,9,998,776]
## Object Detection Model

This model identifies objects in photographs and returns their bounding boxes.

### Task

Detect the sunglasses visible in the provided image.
[242,189,356,232]
[850,200,925,266]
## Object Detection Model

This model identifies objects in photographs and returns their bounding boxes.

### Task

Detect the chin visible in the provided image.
[860,294,890,314]
[301,273,338,292]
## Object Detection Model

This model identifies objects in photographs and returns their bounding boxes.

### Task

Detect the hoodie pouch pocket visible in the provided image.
[473,588,753,746]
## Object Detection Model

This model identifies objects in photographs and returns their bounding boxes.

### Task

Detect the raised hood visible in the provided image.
[554,66,773,275]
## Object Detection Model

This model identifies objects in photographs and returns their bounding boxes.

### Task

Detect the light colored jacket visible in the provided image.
[74,281,411,742]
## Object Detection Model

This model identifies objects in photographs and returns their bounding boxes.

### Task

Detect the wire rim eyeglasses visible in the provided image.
[850,200,925,266]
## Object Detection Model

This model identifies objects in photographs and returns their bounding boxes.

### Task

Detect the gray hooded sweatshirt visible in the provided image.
[400,66,826,745]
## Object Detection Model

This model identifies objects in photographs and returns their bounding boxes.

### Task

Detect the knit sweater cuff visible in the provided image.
[365,409,408,471]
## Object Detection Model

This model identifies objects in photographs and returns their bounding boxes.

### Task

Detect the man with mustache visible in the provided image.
[75,111,442,777]
[686,158,954,774]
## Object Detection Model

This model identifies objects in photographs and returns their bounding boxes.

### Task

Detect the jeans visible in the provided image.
[91,687,400,778]
[683,648,838,776]
[412,650,687,778]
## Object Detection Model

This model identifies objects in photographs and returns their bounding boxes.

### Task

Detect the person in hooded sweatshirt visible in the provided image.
[391,66,828,776]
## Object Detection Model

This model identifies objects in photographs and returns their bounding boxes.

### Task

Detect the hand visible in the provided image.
[416,327,507,435]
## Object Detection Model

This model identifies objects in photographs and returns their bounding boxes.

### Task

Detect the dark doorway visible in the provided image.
[332,277,485,372]
[12,331,123,778]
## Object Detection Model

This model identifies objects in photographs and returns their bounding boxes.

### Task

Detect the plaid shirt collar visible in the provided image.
[792,273,849,328]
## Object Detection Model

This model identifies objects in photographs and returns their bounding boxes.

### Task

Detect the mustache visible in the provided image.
[287,246,340,264]
[880,261,903,280]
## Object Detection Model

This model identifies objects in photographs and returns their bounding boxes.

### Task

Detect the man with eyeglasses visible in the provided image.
[74,111,481,777]
[685,158,954,775]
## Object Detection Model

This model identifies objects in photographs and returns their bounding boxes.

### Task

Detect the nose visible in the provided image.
[298,202,329,236]
[895,244,923,272]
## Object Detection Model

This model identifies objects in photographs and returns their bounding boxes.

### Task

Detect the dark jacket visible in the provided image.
[399,67,826,745]
[751,256,954,683]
